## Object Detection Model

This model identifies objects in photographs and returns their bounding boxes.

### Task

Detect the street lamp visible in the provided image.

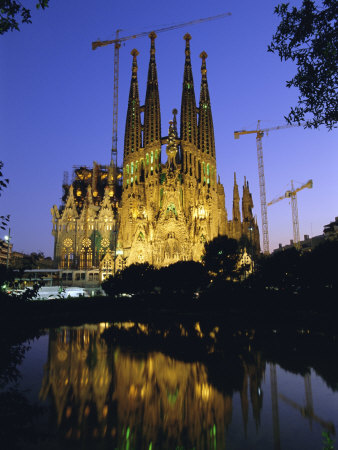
[4,228,11,268]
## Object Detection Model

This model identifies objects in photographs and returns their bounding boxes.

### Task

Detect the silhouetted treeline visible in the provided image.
[102,236,338,302]
[253,239,338,292]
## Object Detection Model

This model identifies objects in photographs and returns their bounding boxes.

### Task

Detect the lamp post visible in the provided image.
[4,228,11,269]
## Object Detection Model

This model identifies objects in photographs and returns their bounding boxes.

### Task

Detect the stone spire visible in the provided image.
[231,172,242,240]
[180,34,198,146]
[232,172,241,223]
[198,51,215,157]
[242,176,254,222]
[143,32,161,148]
[172,108,178,133]
[166,116,179,172]
[123,49,142,159]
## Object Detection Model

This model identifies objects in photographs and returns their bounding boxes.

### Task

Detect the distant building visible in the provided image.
[0,238,12,266]
[323,216,338,240]
[274,215,338,253]
[10,251,25,267]
[9,251,55,270]
[274,234,325,253]
[14,268,101,295]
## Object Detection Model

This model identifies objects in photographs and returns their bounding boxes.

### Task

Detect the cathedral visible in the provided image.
[51,33,259,278]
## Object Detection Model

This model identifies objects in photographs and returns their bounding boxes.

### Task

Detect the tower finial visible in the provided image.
[131,48,139,58]
[149,31,157,40]
[234,172,237,184]
[200,51,208,77]
[200,51,208,61]
[131,48,139,71]
[149,32,157,56]
[184,33,192,58]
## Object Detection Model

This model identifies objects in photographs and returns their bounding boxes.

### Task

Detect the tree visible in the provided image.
[304,239,338,290]
[155,261,208,296]
[0,0,49,35]
[0,161,9,230]
[268,0,337,130]
[102,263,156,297]
[255,247,302,291]
[203,236,242,282]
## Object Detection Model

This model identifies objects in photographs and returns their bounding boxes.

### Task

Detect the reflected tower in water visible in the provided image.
[40,324,266,448]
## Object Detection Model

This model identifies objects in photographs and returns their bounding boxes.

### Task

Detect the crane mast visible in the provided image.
[234,120,271,254]
[268,179,313,247]
[290,180,300,245]
[256,127,269,254]
[92,12,231,167]
[234,122,297,254]
[111,30,121,167]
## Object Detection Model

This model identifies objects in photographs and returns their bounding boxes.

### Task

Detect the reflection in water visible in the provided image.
[38,323,336,449]
[40,324,112,441]
[271,364,281,450]
[279,373,335,435]
[39,323,266,448]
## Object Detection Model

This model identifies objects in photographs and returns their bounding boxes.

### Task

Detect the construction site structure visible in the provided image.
[268,179,313,247]
[234,122,296,254]
[92,12,231,167]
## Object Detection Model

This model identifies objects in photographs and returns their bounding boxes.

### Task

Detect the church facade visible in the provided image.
[51,33,259,277]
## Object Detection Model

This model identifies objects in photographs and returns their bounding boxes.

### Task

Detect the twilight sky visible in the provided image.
[1,0,337,257]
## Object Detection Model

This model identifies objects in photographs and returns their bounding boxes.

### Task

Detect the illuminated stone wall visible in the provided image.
[118,34,259,267]
[51,163,121,273]
[51,34,260,270]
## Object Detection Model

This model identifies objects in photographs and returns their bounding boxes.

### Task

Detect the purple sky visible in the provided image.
[1,0,337,257]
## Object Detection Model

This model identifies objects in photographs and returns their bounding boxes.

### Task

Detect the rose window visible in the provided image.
[82,238,91,248]
[101,238,110,248]
[63,238,73,248]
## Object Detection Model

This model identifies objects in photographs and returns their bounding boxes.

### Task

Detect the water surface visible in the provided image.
[2,322,337,449]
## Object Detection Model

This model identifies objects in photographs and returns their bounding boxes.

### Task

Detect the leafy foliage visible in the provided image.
[0,264,44,302]
[203,235,243,282]
[253,238,338,292]
[154,261,208,296]
[256,247,302,291]
[268,0,337,130]
[0,0,49,35]
[302,238,338,289]
[102,261,208,298]
[102,263,156,297]
[322,431,335,450]
[0,161,9,230]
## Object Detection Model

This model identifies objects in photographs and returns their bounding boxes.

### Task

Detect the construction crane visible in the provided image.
[234,121,296,254]
[92,12,231,167]
[268,179,313,247]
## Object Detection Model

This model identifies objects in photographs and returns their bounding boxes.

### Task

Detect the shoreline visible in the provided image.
[1,290,338,334]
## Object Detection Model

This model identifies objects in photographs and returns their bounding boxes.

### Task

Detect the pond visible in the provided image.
[1,322,337,449]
